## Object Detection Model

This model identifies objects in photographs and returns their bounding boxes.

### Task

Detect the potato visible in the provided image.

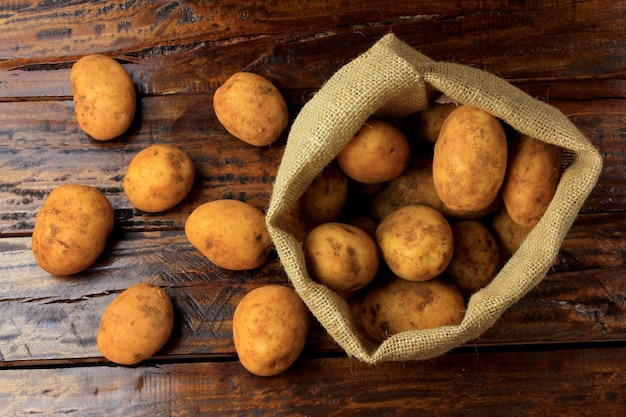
[185,199,271,271]
[71,54,136,141]
[376,204,453,282]
[409,102,457,143]
[433,105,507,212]
[97,282,174,365]
[277,163,348,241]
[233,285,309,376]
[445,220,500,297]
[489,207,533,262]
[213,72,288,146]
[361,276,465,342]
[337,119,411,184]
[304,222,379,295]
[123,144,195,213]
[502,134,563,227]
[31,184,114,276]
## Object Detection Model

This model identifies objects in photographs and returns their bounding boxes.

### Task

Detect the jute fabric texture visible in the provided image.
[265,34,603,363]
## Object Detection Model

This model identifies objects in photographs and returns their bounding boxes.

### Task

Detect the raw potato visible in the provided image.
[304,222,379,295]
[213,72,288,146]
[124,144,196,213]
[71,54,136,141]
[410,102,457,144]
[376,204,453,282]
[361,276,466,342]
[433,105,507,212]
[502,134,563,227]
[445,220,500,297]
[337,119,411,184]
[489,207,533,262]
[97,283,174,365]
[233,285,310,376]
[32,184,114,276]
[185,199,271,271]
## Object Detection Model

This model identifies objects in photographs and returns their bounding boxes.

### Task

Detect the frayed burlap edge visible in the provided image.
[265,33,603,364]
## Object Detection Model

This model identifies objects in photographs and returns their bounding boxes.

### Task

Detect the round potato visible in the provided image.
[304,222,379,295]
[124,144,195,213]
[71,54,136,141]
[409,102,457,144]
[433,105,507,212]
[32,184,114,276]
[489,207,533,262]
[97,283,174,365]
[502,134,563,227]
[337,119,411,184]
[361,276,466,342]
[445,220,500,297]
[213,72,288,146]
[185,199,271,271]
[376,204,453,282]
[233,285,309,376]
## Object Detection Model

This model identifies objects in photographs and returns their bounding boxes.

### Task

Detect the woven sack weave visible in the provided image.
[265,33,603,363]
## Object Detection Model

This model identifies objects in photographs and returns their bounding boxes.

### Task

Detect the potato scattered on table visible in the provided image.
[97,283,174,366]
[31,184,114,276]
[123,144,196,213]
[233,285,310,376]
[70,54,136,141]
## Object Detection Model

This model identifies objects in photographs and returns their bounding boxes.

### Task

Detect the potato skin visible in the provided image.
[185,199,271,271]
[71,54,136,141]
[337,119,411,184]
[97,283,174,365]
[361,276,465,342]
[32,184,114,276]
[124,144,195,213]
[410,102,457,144]
[233,285,310,376]
[489,207,533,262]
[376,205,453,282]
[213,72,288,146]
[445,220,500,297]
[502,134,563,227]
[433,105,507,212]
[304,222,380,295]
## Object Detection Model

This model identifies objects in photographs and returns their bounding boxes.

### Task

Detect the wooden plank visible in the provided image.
[2,346,626,416]
[1,212,624,364]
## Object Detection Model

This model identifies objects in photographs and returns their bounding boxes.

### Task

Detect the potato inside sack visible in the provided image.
[97,283,174,365]
[337,118,411,184]
[184,199,271,271]
[123,144,196,213]
[213,72,289,147]
[70,54,136,141]
[31,184,114,276]
[304,222,379,296]
[233,285,310,377]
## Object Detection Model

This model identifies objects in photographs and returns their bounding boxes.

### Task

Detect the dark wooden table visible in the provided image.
[1,1,625,415]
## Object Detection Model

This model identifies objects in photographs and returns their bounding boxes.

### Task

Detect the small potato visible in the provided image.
[337,119,411,184]
[361,276,465,342]
[233,285,310,376]
[97,283,174,365]
[185,199,271,271]
[489,207,533,262]
[304,222,379,295]
[502,134,563,227]
[445,220,500,297]
[32,184,114,276]
[433,105,507,212]
[213,72,288,146]
[376,205,453,282]
[409,102,457,144]
[123,144,195,213]
[71,54,136,141]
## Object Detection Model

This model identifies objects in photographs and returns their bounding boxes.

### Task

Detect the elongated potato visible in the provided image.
[502,134,563,227]
[71,54,136,141]
[433,105,507,212]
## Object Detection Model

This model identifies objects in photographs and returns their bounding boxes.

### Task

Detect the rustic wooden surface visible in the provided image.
[1,1,625,415]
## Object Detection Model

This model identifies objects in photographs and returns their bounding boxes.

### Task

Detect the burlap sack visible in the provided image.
[265,33,603,363]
